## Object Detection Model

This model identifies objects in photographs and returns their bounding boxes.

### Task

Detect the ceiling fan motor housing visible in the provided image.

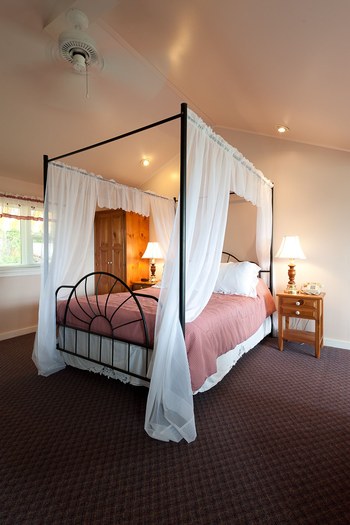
[59,29,100,71]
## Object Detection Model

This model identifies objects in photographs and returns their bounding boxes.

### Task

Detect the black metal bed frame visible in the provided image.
[44,102,274,356]
[55,271,158,382]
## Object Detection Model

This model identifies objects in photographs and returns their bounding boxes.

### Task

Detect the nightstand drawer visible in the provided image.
[279,306,317,320]
[278,296,319,319]
[278,296,318,309]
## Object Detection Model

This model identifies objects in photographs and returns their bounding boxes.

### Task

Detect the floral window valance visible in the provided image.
[0,193,44,221]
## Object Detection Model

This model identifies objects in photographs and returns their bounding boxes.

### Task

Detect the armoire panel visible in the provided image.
[94,209,149,290]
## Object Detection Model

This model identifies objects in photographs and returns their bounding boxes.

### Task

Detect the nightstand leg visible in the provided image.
[278,312,284,351]
[315,320,321,359]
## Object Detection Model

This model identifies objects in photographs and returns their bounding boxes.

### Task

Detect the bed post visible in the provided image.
[270,185,274,294]
[43,154,49,199]
[43,154,49,280]
[179,103,187,334]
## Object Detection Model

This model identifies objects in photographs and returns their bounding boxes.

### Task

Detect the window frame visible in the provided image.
[0,193,44,275]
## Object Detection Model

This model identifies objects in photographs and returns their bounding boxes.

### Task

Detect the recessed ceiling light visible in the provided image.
[276,125,290,134]
[140,158,150,167]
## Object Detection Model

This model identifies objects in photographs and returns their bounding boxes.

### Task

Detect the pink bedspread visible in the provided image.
[57,279,275,391]
[56,291,158,347]
[185,279,275,390]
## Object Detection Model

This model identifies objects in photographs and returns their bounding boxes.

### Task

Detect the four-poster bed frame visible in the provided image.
[39,102,275,442]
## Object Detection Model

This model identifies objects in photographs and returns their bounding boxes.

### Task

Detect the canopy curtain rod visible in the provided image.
[43,110,182,195]
[49,112,182,163]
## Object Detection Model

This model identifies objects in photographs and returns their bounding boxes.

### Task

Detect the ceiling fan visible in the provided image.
[57,8,103,95]
[41,5,165,104]
[58,8,103,72]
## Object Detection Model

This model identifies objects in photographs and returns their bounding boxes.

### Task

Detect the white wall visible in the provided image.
[0,274,40,339]
[142,155,180,199]
[0,174,43,339]
[224,194,257,262]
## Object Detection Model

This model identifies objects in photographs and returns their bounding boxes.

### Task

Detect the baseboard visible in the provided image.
[0,325,37,341]
[324,338,350,350]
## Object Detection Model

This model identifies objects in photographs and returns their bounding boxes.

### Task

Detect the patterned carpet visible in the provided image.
[1,333,350,524]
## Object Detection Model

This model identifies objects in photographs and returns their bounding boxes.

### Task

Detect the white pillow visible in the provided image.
[214,261,261,297]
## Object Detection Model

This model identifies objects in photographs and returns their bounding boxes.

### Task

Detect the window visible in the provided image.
[0,193,44,273]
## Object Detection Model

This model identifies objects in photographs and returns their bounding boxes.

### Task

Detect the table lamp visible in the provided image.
[142,242,163,282]
[275,235,306,294]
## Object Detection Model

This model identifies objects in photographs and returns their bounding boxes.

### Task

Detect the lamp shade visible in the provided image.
[275,236,306,260]
[142,242,163,260]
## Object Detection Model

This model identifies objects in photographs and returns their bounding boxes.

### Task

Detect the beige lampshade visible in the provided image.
[275,236,306,260]
[142,242,163,260]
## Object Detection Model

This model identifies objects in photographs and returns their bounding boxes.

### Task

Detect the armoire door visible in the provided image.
[94,209,126,293]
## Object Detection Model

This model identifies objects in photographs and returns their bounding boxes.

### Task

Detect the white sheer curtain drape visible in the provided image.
[148,193,176,258]
[32,164,97,375]
[144,109,273,443]
[32,162,174,376]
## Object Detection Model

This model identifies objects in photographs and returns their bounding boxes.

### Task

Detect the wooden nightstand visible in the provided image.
[131,280,157,291]
[277,292,325,358]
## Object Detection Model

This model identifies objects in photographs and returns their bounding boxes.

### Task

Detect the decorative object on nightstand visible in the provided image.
[300,282,323,295]
[275,235,306,294]
[142,241,163,283]
[277,291,325,358]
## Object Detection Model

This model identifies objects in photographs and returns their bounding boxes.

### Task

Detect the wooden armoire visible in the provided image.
[94,209,149,292]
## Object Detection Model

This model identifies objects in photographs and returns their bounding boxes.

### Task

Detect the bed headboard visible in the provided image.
[221,251,242,263]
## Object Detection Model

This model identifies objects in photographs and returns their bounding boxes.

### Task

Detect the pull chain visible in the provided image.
[85,62,89,99]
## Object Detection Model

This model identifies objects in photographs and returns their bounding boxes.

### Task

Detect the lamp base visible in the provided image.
[284,283,298,294]
[150,261,156,283]
[285,263,298,294]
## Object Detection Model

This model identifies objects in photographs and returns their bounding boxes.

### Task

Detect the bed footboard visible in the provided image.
[55,272,158,382]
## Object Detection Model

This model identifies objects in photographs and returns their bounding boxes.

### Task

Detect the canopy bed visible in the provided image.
[33,103,274,444]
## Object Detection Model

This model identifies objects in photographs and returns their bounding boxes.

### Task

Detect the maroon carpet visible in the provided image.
[1,333,350,524]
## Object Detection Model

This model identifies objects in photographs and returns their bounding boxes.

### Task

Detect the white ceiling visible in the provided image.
[2,0,350,189]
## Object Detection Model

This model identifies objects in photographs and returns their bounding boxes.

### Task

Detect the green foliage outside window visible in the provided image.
[0,217,43,266]
[0,220,21,264]
[0,197,44,268]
